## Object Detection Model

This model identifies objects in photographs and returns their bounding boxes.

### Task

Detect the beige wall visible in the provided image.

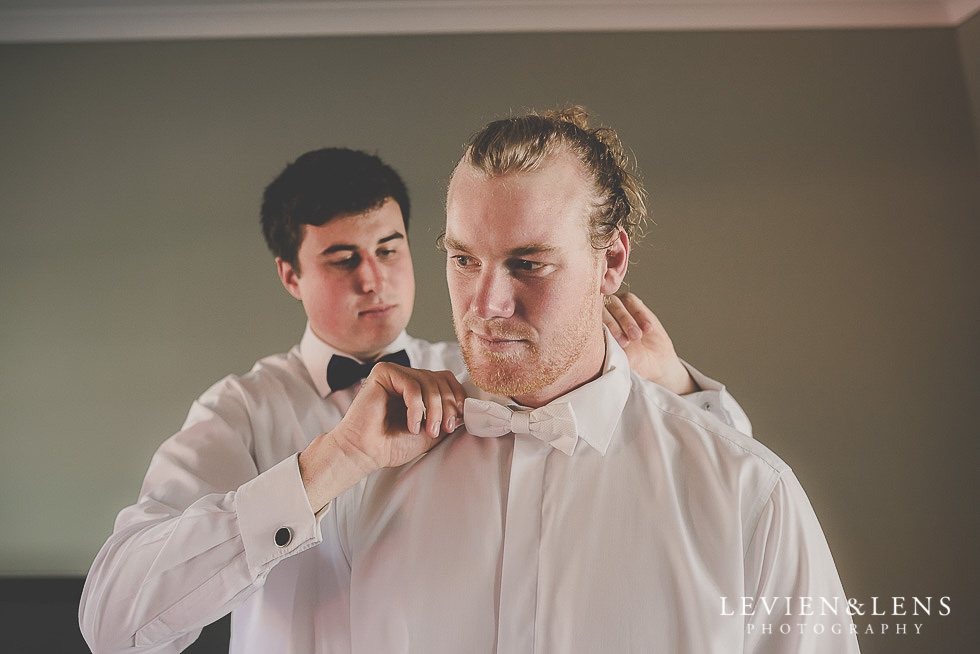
[1,26,978,652]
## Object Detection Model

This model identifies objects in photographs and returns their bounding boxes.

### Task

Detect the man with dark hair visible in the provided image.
[80,145,751,653]
[262,148,417,365]
[261,147,412,269]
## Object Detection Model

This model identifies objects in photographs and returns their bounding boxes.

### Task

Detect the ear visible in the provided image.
[276,258,303,301]
[599,227,629,295]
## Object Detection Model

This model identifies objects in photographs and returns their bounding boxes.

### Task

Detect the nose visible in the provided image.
[472,268,515,320]
[355,256,384,294]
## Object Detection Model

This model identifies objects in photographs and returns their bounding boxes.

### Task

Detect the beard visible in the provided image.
[454,301,599,399]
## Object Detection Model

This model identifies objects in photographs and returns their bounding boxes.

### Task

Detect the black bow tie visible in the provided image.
[326,349,410,392]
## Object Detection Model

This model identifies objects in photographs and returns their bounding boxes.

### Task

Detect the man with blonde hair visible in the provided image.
[287,108,861,652]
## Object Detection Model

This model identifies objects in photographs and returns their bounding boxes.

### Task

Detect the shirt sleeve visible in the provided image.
[78,381,324,654]
[742,471,861,653]
[680,359,754,438]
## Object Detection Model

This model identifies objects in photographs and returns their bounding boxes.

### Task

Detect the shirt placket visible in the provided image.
[496,433,550,654]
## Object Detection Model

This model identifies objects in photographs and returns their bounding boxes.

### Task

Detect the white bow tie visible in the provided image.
[462,398,579,455]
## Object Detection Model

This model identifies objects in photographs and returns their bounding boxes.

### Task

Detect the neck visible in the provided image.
[511,330,607,408]
[311,326,385,364]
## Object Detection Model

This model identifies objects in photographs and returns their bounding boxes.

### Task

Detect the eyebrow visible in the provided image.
[321,231,405,255]
[442,237,469,253]
[443,237,555,257]
[509,244,556,257]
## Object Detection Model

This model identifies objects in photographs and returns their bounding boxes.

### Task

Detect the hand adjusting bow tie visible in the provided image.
[463,398,579,455]
[326,350,410,392]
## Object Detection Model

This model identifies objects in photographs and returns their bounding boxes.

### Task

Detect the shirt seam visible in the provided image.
[631,378,787,477]
[742,468,784,560]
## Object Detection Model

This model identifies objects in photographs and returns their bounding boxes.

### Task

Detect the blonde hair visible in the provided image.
[458,106,646,248]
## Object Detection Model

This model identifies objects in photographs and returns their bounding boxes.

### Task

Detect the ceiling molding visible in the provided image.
[1,1,978,44]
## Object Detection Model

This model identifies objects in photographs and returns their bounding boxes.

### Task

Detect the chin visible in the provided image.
[466,333,591,399]
[469,368,540,397]
[464,352,548,398]
[371,319,406,342]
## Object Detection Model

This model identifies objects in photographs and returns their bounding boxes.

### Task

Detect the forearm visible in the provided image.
[80,495,249,653]
[80,455,320,653]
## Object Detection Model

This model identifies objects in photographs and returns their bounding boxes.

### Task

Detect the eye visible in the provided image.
[451,255,478,269]
[509,259,546,273]
[377,248,398,259]
[330,253,361,269]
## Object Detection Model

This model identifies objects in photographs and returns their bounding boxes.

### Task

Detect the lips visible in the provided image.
[358,304,396,317]
[465,317,533,342]
[473,332,522,344]
[469,331,530,355]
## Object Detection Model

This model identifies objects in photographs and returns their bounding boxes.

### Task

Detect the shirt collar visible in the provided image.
[300,323,412,397]
[465,327,631,456]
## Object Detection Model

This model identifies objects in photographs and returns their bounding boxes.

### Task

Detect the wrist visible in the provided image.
[329,424,384,477]
[666,359,699,396]
[299,428,379,513]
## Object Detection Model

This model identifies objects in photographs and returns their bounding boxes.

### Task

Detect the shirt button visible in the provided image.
[704,402,712,411]
[275,527,292,547]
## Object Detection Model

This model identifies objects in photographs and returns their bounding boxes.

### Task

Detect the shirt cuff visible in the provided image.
[679,359,754,438]
[236,453,324,577]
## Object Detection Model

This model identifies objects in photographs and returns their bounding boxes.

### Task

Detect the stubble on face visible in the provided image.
[446,153,614,405]
[454,254,603,399]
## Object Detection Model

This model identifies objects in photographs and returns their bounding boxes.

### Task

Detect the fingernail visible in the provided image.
[447,415,456,432]
[628,326,642,340]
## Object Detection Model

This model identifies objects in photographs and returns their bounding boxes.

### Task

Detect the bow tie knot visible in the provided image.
[463,398,579,455]
[326,350,410,392]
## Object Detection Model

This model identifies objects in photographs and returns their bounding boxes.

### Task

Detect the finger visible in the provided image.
[602,298,629,346]
[619,292,664,336]
[606,294,643,341]
[403,379,427,435]
[416,375,447,438]
[436,377,460,434]
[418,371,468,437]
[376,363,426,435]
[439,371,468,433]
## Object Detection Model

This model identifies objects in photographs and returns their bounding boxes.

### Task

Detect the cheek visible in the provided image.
[306,274,352,311]
[523,280,568,310]
[446,273,466,310]
[391,254,415,285]
[528,275,597,318]
[447,287,464,317]
[400,258,416,289]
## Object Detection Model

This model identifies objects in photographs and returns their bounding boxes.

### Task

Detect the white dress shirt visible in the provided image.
[79,325,757,654]
[310,332,859,653]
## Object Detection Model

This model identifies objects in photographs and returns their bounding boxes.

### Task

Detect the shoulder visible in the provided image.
[404,336,466,377]
[627,372,785,465]
[623,373,793,537]
[623,373,792,517]
[178,345,319,450]
[194,344,313,410]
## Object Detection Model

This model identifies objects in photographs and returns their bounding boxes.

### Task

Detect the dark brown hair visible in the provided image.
[261,148,410,269]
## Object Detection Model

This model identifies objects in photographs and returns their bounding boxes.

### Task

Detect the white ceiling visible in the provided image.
[1,0,978,44]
